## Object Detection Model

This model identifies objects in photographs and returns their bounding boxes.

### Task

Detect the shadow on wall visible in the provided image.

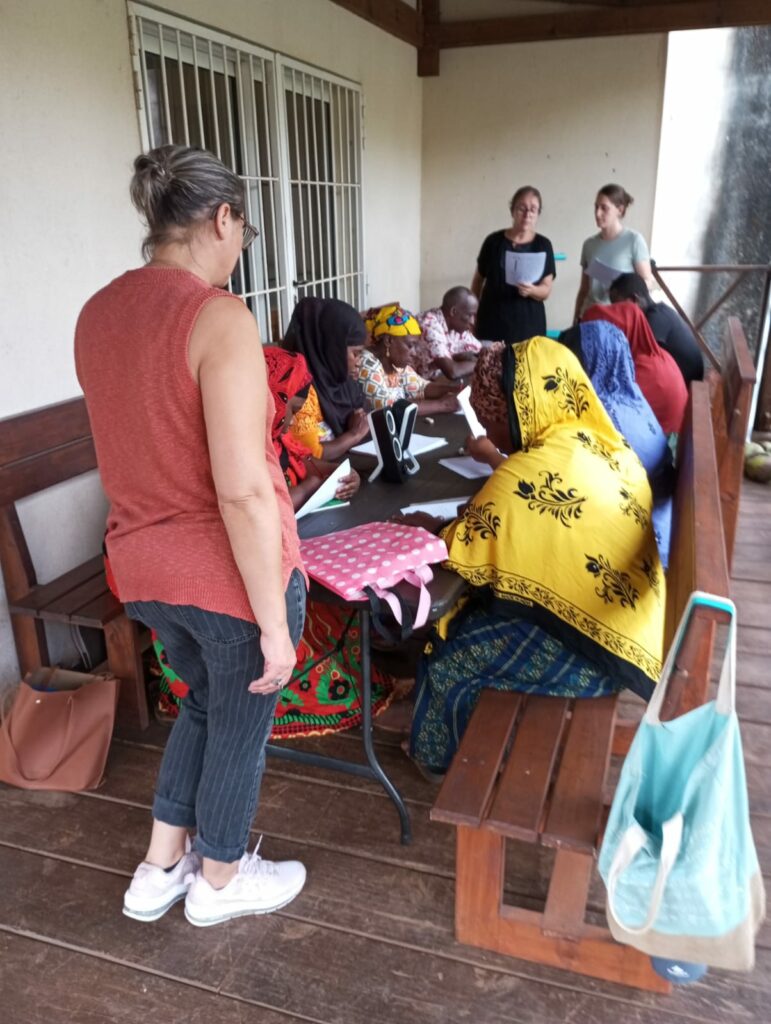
[695,26,771,359]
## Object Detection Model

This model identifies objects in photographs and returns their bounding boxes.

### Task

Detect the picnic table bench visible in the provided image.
[430,371,741,992]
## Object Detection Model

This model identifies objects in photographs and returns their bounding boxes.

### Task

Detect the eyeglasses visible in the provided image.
[209,205,260,250]
[241,218,259,250]
[514,205,540,215]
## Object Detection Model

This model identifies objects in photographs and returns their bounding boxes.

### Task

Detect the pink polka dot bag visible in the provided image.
[301,523,449,636]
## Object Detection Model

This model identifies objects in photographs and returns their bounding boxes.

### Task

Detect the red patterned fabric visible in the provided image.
[264,347,314,485]
[583,301,687,434]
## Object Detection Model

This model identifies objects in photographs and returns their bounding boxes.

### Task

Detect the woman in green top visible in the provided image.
[573,183,655,321]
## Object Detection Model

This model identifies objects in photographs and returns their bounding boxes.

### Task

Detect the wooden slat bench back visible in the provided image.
[0,397,96,505]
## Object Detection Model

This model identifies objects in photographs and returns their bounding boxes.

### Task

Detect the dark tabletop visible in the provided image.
[296,411,479,618]
[297,412,476,540]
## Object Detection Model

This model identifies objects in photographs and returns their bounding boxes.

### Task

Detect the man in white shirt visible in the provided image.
[418,287,481,380]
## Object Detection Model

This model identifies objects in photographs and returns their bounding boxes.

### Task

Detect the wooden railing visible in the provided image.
[651,262,771,430]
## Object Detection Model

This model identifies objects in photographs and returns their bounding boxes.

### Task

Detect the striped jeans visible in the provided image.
[125,568,306,862]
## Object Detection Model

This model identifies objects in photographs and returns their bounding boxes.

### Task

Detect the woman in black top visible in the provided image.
[471,186,556,343]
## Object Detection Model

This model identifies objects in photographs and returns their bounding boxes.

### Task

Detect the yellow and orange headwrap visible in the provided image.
[365,303,421,339]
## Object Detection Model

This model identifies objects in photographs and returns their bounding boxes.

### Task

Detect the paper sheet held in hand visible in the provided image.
[504,250,546,286]
[456,386,485,438]
[587,257,622,288]
[295,459,351,519]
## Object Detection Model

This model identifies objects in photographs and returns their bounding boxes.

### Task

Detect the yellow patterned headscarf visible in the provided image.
[365,303,421,338]
[442,336,665,696]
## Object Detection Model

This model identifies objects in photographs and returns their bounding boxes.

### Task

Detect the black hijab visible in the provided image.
[282,297,367,437]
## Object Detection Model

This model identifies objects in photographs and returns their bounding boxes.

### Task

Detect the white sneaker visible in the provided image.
[123,839,201,922]
[184,839,306,928]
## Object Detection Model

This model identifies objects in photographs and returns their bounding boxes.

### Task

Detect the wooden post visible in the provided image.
[0,505,49,674]
[455,825,504,944]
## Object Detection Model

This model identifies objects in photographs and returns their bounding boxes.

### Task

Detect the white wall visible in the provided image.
[651,28,735,318]
[0,0,423,690]
[419,34,667,329]
[0,0,143,688]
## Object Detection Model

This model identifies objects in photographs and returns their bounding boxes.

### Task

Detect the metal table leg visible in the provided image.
[358,607,412,844]
[266,605,412,845]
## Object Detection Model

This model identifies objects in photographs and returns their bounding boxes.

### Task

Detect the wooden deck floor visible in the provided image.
[1,481,769,1024]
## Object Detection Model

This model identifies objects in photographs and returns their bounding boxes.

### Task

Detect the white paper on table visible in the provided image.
[400,497,471,519]
[351,433,448,457]
[295,459,351,519]
[504,250,546,286]
[457,386,485,439]
[438,456,494,480]
[587,257,621,288]
[303,499,350,516]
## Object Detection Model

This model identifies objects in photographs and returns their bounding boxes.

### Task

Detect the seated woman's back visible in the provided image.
[582,301,687,435]
[559,320,668,477]
[445,336,665,697]
[559,320,674,567]
[408,336,666,775]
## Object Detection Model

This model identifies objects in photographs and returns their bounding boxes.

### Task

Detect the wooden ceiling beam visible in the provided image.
[544,1,701,7]
[418,0,441,77]
[439,1,771,48]
[327,0,420,48]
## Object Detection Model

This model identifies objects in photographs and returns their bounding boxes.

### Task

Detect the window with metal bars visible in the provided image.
[128,3,364,342]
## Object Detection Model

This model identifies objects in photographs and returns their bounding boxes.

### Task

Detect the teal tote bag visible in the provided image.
[599,592,766,970]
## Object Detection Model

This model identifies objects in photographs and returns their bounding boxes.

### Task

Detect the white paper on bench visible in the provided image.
[456,385,486,439]
[400,496,471,519]
[351,433,448,457]
[295,459,351,519]
[439,456,494,480]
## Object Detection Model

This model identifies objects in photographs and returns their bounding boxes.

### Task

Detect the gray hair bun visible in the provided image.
[129,144,245,260]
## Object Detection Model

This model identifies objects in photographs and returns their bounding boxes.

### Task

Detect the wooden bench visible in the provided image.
[0,398,149,730]
[430,380,731,992]
[710,316,756,569]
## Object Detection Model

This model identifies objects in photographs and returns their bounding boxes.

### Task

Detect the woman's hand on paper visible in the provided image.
[334,468,360,501]
[465,434,498,465]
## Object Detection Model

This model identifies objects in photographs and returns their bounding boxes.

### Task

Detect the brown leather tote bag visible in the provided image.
[0,668,119,791]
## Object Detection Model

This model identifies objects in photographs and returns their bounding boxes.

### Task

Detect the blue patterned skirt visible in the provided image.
[409,599,621,773]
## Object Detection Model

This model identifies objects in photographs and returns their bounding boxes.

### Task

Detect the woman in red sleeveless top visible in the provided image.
[75,145,307,927]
